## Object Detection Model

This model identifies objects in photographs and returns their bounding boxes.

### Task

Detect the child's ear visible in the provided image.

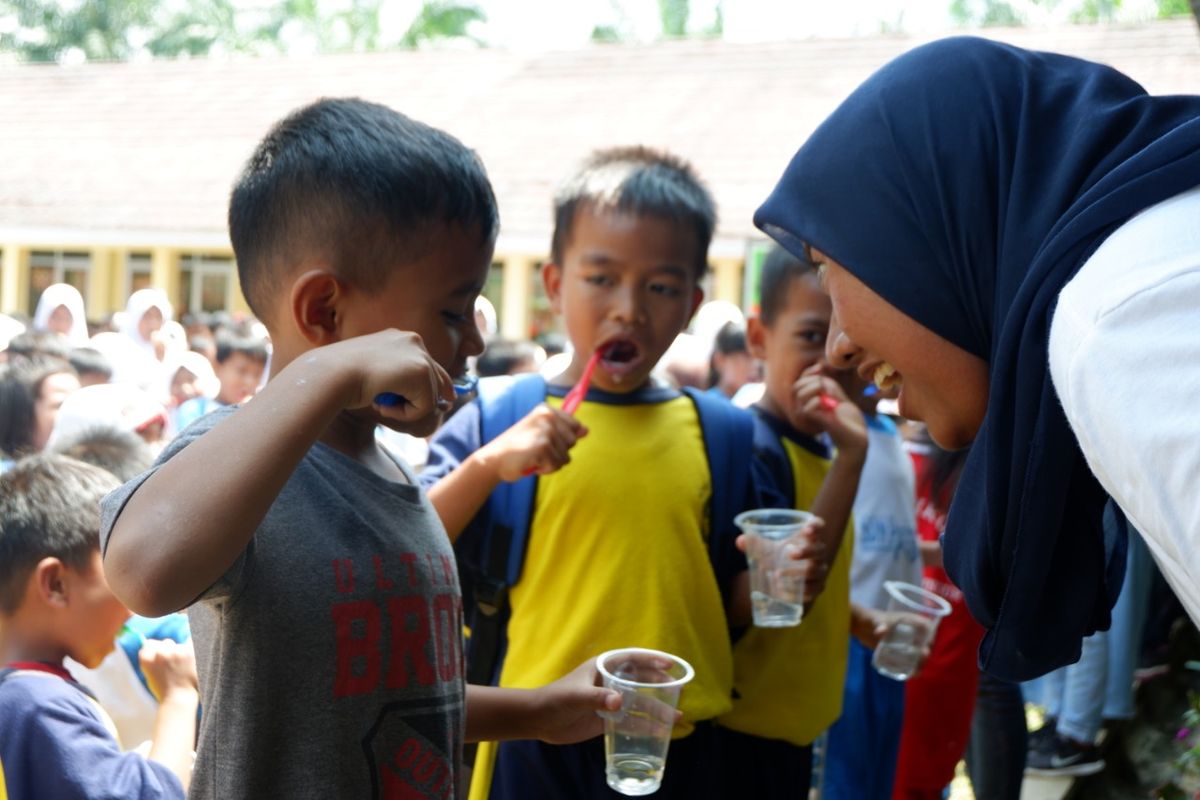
[746,315,769,361]
[291,270,344,346]
[542,262,564,313]
[32,557,69,608]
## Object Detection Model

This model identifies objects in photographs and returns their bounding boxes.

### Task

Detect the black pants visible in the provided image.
[714,725,813,800]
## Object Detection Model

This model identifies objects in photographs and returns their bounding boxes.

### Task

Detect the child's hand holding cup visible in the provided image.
[735,509,825,627]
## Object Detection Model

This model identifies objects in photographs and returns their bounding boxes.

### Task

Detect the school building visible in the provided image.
[2,19,1197,340]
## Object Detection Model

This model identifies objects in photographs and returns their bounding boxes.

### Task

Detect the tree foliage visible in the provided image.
[951,0,1198,25]
[0,0,485,62]
[659,0,688,37]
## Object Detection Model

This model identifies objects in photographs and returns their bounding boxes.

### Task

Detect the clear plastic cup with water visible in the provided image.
[871,580,952,680]
[596,648,694,796]
[734,509,817,627]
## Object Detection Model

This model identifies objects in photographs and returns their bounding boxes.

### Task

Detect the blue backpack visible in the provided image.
[459,373,756,686]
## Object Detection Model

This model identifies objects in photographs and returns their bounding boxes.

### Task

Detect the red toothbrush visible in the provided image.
[522,347,605,477]
[561,348,604,416]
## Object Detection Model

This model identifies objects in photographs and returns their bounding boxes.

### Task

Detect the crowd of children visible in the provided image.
[0,87,1190,800]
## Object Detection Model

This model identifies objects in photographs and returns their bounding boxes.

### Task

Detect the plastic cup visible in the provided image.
[596,648,694,796]
[871,580,952,681]
[734,509,817,627]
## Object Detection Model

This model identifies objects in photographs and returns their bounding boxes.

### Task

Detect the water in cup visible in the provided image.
[870,581,952,681]
[596,648,694,796]
[871,621,922,680]
[751,590,803,627]
[735,509,816,628]
[606,746,665,795]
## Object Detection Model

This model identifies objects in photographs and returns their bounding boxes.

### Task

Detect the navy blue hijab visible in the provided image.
[755,37,1200,680]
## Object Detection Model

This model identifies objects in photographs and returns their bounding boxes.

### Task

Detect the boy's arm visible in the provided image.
[140,639,200,794]
[800,370,868,593]
[104,330,453,617]
[464,659,623,744]
[425,404,586,542]
[919,539,943,568]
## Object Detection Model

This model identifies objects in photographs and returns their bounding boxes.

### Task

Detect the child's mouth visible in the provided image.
[873,362,901,390]
[598,339,643,381]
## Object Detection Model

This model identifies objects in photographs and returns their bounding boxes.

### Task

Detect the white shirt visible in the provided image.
[849,415,922,610]
[1049,185,1200,628]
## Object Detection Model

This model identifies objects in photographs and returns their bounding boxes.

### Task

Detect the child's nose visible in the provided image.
[461,319,486,358]
[610,286,645,324]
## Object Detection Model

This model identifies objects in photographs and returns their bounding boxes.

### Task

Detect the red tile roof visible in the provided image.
[2,20,1197,257]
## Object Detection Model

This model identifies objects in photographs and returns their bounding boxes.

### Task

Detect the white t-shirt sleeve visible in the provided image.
[1048,186,1200,627]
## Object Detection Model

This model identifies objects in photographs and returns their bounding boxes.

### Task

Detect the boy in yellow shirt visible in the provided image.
[425,146,778,799]
[716,244,868,798]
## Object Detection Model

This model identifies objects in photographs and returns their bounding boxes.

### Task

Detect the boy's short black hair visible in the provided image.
[759,244,818,325]
[49,425,154,483]
[713,321,748,355]
[229,97,500,321]
[476,338,540,378]
[0,357,75,458]
[552,146,716,278]
[215,333,270,366]
[5,330,70,362]
[0,455,119,615]
[67,347,113,381]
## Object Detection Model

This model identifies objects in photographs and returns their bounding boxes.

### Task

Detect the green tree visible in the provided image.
[0,0,164,62]
[1070,0,1122,22]
[0,0,487,62]
[399,0,484,48]
[659,0,688,37]
[950,0,1023,26]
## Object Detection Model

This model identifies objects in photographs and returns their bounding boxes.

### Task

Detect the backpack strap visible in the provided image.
[463,373,546,688]
[682,388,758,604]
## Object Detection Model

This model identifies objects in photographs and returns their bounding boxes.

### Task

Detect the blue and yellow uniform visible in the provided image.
[715,406,853,799]
[424,382,753,800]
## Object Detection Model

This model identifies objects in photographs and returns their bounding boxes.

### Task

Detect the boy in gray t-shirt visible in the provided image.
[100,98,620,799]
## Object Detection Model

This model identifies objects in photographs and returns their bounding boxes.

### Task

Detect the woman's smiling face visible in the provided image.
[815,249,990,450]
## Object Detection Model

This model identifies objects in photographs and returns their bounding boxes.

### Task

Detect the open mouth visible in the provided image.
[598,338,644,380]
[873,362,901,390]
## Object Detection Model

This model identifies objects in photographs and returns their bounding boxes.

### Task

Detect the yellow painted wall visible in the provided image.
[2,242,742,332]
[712,258,743,306]
[0,245,26,315]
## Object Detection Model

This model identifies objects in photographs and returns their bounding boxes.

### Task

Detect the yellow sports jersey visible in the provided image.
[717,416,853,746]
[498,389,734,729]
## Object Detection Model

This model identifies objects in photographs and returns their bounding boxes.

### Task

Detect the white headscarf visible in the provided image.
[118,289,174,350]
[0,314,25,351]
[162,350,220,405]
[33,283,90,347]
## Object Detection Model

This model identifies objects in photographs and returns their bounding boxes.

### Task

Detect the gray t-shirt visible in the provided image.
[101,407,465,800]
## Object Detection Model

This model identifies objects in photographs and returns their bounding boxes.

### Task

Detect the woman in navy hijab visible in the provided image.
[756,37,1200,682]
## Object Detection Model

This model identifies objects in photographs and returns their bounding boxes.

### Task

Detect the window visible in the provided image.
[528,260,560,340]
[178,254,234,314]
[28,250,90,314]
[126,253,153,299]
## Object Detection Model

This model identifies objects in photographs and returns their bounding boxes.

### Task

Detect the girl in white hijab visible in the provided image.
[93,289,186,393]
[118,289,174,359]
[32,283,90,347]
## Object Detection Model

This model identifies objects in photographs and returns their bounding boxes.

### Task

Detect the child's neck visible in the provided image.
[1,620,67,667]
[320,410,409,484]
